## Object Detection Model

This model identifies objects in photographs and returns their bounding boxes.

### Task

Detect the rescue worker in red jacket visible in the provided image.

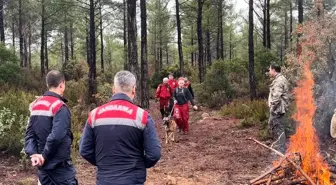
[24,70,77,185]
[184,77,194,99]
[167,73,177,91]
[79,70,161,185]
[173,77,198,134]
[155,77,173,119]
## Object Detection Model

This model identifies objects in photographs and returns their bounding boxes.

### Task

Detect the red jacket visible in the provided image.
[155,83,172,99]
[168,79,177,90]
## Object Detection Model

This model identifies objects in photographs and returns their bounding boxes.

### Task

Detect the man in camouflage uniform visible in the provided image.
[268,64,289,154]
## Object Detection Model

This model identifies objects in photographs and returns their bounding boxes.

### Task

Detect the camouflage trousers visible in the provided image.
[268,113,286,154]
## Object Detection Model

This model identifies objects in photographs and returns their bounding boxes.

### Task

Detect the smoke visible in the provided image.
[313,41,336,141]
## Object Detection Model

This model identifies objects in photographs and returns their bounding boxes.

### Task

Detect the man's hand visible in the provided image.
[30,156,40,167]
[174,100,177,104]
[193,105,198,110]
[30,154,45,167]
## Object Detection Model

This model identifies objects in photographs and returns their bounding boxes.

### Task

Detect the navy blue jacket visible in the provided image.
[24,91,73,171]
[79,93,161,185]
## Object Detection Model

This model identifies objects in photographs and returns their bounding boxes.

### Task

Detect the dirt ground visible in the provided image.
[0,103,273,185]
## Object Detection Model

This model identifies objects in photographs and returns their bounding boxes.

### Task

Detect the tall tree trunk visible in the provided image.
[108,39,112,65]
[229,30,232,61]
[70,23,74,59]
[123,0,128,70]
[289,0,293,50]
[266,0,271,49]
[28,23,32,68]
[153,28,157,72]
[140,0,149,108]
[12,18,15,53]
[86,25,90,65]
[19,0,24,67]
[191,23,194,66]
[88,0,97,103]
[263,0,267,48]
[64,13,69,65]
[297,0,303,55]
[0,0,4,43]
[45,32,48,71]
[127,0,140,104]
[159,16,162,70]
[248,0,256,100]
[206,19,211,66]
[100,3,104,73]
[197,0,205,82]
[217,0,223,60]
[175,0,184,76]
[40,0,45,77]
[159,39,162,69]
[284,3,288,50]
[166,43,169,65]
[298,0,303,28]
[219,3,224,59]
[24,35,28,67]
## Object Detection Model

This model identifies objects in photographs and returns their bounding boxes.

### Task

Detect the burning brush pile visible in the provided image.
[249,62,332,185]
[250,9,335,185]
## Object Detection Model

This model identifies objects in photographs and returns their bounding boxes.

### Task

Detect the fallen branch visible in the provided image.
[249,138,317,185]
[266,174,272,185]
[249,156,287,184]
[252,175,285,185]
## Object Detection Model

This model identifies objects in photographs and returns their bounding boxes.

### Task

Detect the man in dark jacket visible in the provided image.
[24,70,77,185]
[79,70,161,185]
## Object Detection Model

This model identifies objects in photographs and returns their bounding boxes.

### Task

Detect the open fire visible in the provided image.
[286,60,331,184]
[250,4,333,184]
[249,62,332,184]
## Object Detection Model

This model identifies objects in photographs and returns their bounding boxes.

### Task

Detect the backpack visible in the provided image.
[175,88,188,102]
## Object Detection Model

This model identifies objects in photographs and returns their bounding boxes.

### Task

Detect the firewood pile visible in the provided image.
[249,138,318,185]
[250,153,311,185]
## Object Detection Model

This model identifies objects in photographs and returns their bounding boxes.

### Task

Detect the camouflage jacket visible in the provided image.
[268,73,289,115]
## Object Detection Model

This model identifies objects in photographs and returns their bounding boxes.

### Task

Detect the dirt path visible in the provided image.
[0,103,272,185]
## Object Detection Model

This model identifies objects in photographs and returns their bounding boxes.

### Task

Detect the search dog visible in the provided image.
[163,116,177,144]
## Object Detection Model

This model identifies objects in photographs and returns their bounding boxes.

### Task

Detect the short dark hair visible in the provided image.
[46,70,65,88]
[270,64,281,73]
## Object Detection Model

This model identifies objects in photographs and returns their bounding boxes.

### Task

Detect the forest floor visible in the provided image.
[0,101,274,185]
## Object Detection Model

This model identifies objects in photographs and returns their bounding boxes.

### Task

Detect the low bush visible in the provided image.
[219,99,270,139]
[194,61,234,108]
[0,90,36,116]
[0,107,28,155]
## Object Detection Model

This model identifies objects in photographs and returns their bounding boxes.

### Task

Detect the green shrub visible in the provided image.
[0,107,28,155]
[64,78,88,107]
[95,81,113,105]
[0,90,34,156]
[0,90,36,116]
[194,61,234,108]
[62,60,88,81]
[219,99,269,121]
[0,44,23,86]
[20,68,46,92]
[219,99,269,139]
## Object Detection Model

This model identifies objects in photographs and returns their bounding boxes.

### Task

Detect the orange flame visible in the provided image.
[287,54,331,184]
